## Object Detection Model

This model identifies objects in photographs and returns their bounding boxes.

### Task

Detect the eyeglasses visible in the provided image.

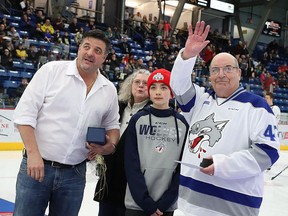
[210,65,239,75]
[133,79,147,86]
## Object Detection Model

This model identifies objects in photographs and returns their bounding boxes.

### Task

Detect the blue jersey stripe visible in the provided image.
[233,92,274,115]
[256,143,280,164]
[180,175,262,208]
[178,96,196,112]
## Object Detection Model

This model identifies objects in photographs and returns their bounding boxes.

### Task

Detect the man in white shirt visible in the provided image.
[13,29,120,216]
[265,91,281,125]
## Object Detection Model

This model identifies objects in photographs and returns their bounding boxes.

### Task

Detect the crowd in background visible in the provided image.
[0,4,287,108]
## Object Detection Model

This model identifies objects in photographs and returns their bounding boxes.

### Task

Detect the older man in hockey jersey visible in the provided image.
[170,21,280,216]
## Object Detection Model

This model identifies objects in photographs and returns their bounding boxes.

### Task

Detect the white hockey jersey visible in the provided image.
[170,53,280,216]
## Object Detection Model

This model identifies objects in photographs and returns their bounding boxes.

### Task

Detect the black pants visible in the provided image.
[98,201,126,216]
[125,209,174,216]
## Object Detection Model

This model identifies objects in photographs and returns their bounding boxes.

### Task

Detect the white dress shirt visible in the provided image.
[14,59,120,164]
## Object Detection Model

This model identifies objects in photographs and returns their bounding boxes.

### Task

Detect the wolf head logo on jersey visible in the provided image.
[188,113,228,158]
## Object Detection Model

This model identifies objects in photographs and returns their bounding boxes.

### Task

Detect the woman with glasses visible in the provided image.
[94,69,151,216]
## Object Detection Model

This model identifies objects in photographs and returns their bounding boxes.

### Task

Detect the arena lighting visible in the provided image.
[187,0,209,7]
[162,1,194,10]
[162,0,210,9]
[210,0,234,14]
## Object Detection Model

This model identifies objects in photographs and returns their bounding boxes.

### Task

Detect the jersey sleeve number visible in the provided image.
[264,125,278,141]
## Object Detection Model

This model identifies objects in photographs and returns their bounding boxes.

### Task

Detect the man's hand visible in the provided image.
[182,21,210,59]
[26,152,45,182]
[86,135,116,160]
[200,156,214,176]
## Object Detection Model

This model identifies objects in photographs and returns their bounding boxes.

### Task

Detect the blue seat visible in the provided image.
[23,62,35,71]
[69,52,77,60]
[21,72,33,79]
[13,60,24,70]
[0,69,8,77]
[69,45,78,52]
[7,70,21,78]
[3,80,20,88]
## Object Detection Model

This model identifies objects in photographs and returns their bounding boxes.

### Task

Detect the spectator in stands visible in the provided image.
[104,48,115,63]
[3,39,14,55]
[224,39,234,53]
[61,31,71,59]
[157,20,164,38]
[135,58,147,70]
[43,28,52,43]
[7,26,21,45]
[27,44,38,66]
[49,40,63,60]
[52,15,65,31]
[25,6,35,22]
[263,72,276,93]
[94,69,151,216]
[22,34,30,50]
[255,64,263,77]
[261,51,270,66]
[202,44,214,66]
[238,55,249,81]
[278,62,288,73]
[15,43,28,60]
[88,19,96,30]
[266,39,278,54]
[125,57,136,74]
[145,50,153,62]
[264,91,281,125]
[31,23,44,40]
[277,70,288,88]
[259,67,267,86]
[16,77,29,99]
[36,45,48,60]
[68,17,80,34]
[0,23,6,43]
[133,11,142,27]
[161,40,172,55]
[233,40,245,57]
[41,18,55,35]
[112,27,121,40]
[20,13,34,33]
[13,29,120,216]
[155,38,162,51]
[117,37,131,54]
[62,31,71,46]
[107,53,120,72]
[162,54,174,71]
[0,48,13,69]
[75,27,84,45]
[124,7,130,34]
[105,27,114,40]
[0,17,9,30]
[34,9,45,24]
[154,51,164,69]
[54,29,62,43]
[163,20,172,40]
[141,15,150,35]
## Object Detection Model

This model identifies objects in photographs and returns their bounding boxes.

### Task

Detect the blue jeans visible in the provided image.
[13,157,86,216]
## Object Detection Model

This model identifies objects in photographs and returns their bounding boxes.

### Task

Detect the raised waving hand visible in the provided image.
[182,21,210,59]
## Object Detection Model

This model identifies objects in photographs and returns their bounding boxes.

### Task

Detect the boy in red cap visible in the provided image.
[124,69,189,216]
